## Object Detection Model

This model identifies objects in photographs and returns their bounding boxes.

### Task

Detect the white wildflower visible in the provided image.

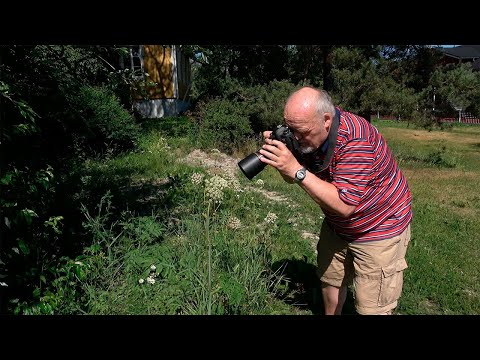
[146,276,155,285]
[255,179,264,187]
[205,175,229,203]
[150,264,156,272]
[227,216,241,230]
[152,137,170,152]
[191,172,204,185]
[223,172,235,181]
[230,179,242,192]
[223,172,242,192]
[264,212,278,224]
[138,278,145,284]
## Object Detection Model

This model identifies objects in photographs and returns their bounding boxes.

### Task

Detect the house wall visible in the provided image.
[132,45,175,100]
[134,98,190,118]
[176,47,192,100]
[130,45,192,118]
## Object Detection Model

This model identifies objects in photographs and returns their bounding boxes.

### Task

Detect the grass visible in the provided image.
[47,117,480,315]
[373,120,480,314]
[67,124,319,314]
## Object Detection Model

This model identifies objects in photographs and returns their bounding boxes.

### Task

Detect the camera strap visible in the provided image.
[307,108,340,173]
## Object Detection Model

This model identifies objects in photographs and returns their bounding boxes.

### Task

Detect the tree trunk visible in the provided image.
[322,46,334,92]
[359,111,372,123]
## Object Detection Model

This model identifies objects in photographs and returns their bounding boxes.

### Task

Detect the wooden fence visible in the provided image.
[372,113,480,125]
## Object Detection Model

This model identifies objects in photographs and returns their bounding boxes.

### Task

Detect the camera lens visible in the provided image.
[237,152,267,180]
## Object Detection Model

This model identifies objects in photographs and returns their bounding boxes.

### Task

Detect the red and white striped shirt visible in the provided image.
[306,108,412,242]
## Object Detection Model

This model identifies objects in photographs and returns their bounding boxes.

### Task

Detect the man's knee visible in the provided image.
[354,265,406,315]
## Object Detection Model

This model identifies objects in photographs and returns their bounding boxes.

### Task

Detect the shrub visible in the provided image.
[187,79,299,154]
[220,79,299,133]
[197,99,253,153]
[244,80,300,133]
[68,86,141,156]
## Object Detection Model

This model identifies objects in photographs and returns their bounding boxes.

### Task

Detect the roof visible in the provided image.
[472,58,480,71]
[442,45,480,60]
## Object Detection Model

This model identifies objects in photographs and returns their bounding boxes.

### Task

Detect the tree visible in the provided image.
[430,63,480,117]
[331,46,383,121]
[186,45,291,101]
[381,45,443,93]
[0,45,138,314]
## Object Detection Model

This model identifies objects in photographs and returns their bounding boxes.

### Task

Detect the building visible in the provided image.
[436,45,480,124]
[441,45,480,70]
[124,45,192,118]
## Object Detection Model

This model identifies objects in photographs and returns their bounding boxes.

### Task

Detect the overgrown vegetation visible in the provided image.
[2,45,480,314]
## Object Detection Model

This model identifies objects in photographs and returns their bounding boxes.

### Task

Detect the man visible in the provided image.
[259,86,412,315]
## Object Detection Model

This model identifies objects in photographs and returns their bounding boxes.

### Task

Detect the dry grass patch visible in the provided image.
[382,127,480,146]
[402,168,478,181]
[403,168,480,218]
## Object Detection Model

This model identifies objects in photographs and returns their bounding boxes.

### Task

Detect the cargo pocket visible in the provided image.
[378,259,408,307]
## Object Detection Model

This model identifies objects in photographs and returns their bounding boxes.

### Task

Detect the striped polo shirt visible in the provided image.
[305,108,412,242]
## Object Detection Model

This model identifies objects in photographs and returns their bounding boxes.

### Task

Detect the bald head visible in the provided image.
[287,87,319,109]
[284,87,317,125]
[284,87,335,128]
[283,87,336,154]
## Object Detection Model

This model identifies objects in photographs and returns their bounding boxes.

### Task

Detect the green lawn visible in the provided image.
[55,119,480,315]
[373,120,480,314]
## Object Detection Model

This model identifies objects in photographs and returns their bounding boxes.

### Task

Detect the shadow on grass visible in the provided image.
[272,258,357,315]
[78,161,185,218]
[140,116,194,138]
[58,161,187,255]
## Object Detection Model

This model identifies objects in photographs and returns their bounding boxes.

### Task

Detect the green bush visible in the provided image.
[219,79,299,133]
[188,80,299,153]
[197,99,253,153]
[68,86,141,156]
[243,80,300,133]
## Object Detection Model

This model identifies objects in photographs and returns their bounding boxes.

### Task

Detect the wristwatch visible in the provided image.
[294,167,307,182]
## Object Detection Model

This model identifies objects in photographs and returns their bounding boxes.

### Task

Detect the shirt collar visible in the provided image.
[320,137,329,153]
[311,107,340,172]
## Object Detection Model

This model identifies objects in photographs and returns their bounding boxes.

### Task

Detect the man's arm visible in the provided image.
[259,137,356,218]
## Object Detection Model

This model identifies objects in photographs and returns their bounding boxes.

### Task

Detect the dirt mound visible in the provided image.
[181,149,291,203]
[180,149,319,250]
[183,149,239,179]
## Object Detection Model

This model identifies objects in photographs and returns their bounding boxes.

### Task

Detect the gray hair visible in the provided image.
[287,86,336,119]
[314,89,336,117]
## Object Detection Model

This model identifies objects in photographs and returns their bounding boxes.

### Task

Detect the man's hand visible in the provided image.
[258,134,301,182]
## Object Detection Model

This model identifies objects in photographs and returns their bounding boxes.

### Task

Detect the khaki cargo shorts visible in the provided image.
[316,221,411,315]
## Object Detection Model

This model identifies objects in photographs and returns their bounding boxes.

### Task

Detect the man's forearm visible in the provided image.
[298,171,356,218]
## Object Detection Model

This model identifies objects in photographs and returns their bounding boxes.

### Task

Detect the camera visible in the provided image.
[237,125,302,180]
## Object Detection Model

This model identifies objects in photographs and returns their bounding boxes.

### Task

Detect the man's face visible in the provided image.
[284,113,326,154]
[283,91,331,154]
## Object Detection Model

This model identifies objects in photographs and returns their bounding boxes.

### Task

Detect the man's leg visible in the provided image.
[316,222,353,315]
[321,284,347,315]
[350,224,411,315]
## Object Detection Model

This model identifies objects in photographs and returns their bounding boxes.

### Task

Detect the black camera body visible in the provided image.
[237,125,302,180]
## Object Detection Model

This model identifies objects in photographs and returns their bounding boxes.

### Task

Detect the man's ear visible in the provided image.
[324,112,333,132]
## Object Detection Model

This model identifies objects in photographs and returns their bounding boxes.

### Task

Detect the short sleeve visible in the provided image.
[332,138,374,206]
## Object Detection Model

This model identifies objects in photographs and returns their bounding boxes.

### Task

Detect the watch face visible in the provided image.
[296,168,306,181]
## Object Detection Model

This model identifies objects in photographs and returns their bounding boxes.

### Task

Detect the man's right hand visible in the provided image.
[263,131,272,140]
[258,137,301,183]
